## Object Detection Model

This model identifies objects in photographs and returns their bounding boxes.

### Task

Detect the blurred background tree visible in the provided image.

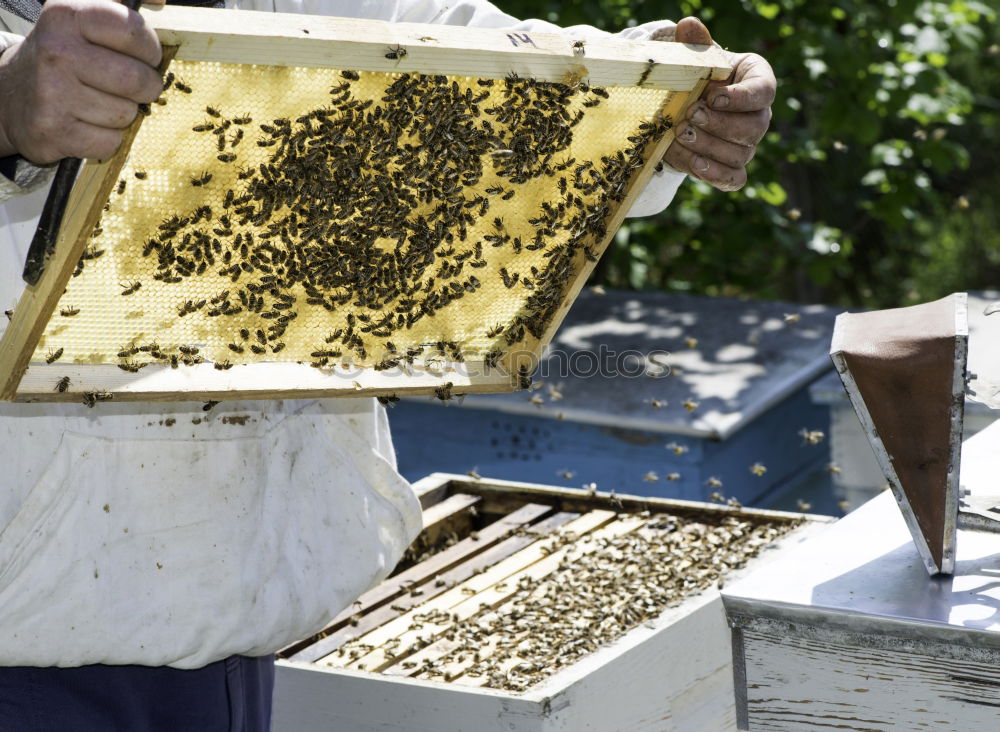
[500,0,999,308]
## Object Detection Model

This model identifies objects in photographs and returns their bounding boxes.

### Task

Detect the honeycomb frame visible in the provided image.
[0,6,729,403]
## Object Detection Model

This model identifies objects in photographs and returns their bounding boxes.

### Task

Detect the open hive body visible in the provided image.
[273,474,829,732]
[0,6,729,403]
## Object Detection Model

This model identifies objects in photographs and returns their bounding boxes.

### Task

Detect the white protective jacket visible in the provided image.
[0,0,682,668]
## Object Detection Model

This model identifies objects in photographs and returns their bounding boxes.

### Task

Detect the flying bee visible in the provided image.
[55,376,71,393]
[60,307,80,317]
[45,347,64,364]
[120,280,142,296]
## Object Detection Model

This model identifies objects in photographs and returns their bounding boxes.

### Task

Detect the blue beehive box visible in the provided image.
[389,289,838,510]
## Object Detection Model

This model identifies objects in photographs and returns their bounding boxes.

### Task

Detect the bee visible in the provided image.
[434,381,454,401]
[116,180,126,195]
[485,323,504,338]
[60,307,80,317]
[341,70,360,80]
[191,172,213,187]
[385,44,407,60]
[571,39,586,55]
[214,360,233,370]
[174,79,192,93]
[202,400,220,412]
[233,114,252,125]
[178,345,199,356]
[592,86,609,99]
[217,153,237,163]
[799,428,825,445]
[636,58,655,87]
[255,329,266,344]
[55,376,71,393]
[501,189,515,201]
[377,395,400,407]
[118,360,145,373]
[192,122,214,132]
[228,343,245,353]
[82,391,112,408]
[271,342,285,353]
[517,364,532,390]
[499,267,518,288]
[134,170,148,180]
[120,281,142,296]
[206,106,221,118]
[250,344,266,354]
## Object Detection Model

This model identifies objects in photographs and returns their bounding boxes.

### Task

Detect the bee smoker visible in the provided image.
[830,292,1000,575]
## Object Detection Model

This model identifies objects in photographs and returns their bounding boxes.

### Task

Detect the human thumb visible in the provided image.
[674,17,713,46]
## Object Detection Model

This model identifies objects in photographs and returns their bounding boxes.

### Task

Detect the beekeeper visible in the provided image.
[0,0,774,728]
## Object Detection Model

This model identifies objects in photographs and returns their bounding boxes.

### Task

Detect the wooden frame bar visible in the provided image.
[0,6,729,403]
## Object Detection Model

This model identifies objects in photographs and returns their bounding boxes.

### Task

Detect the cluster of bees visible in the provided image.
[62,64,672,383]
[331,510,794,691]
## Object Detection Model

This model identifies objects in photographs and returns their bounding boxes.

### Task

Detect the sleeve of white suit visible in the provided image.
[230,0,687,217]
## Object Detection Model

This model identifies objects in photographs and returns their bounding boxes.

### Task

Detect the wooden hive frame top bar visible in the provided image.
[0,5,729,404]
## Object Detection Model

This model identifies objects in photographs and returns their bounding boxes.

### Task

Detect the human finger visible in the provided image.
[706,53,776,112]
[71,82,141,131]
[76,42,163,104]
[674,17,713,46]
[664,141,748,192]
[673,121,755,169]
[684,101,771,146]
[67,0,163,67]
[64,118,128,160]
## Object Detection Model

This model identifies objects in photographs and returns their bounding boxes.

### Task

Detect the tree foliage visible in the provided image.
[500,0,1000,307]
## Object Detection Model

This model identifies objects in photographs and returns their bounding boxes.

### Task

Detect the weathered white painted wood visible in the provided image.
[738,617,1000,731]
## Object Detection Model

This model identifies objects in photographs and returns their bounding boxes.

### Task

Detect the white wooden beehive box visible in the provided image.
[722,420,1000,731]
[272,473,830,731]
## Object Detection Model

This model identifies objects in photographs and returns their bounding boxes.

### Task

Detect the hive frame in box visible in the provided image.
[0,5,729,404]
[272,473,832,732]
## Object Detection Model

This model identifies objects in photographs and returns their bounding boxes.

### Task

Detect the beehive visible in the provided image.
[0,6,729,403]
[274,473,829,732]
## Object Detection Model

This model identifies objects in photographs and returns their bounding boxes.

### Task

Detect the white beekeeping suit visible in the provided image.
[0,0,683,669]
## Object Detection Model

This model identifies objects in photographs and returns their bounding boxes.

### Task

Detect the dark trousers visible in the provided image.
[0,655,274,732]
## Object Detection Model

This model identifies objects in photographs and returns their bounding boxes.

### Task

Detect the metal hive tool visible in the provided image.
[0,5,730,404]
[831,292,1000,575]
